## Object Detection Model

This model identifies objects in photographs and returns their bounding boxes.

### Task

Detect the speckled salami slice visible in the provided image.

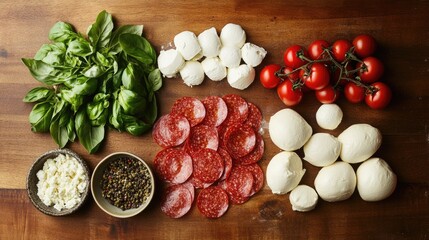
[161,184,193,218]
[154,148,193,184]
[243,102,262,132]
[152,113,190,148]
[234,133,264,165]
[224,124,256,159]
[236,164,264,196]
[182,181,195,202]
[171,97,206,127]
[188,175,213,189]
[222,94,249,125]
[218,147,233,181]
[225,166,254,201]
[192,148,224,184]
[201,96,228,127]
[185,124,218,155]
[197,186,229,218]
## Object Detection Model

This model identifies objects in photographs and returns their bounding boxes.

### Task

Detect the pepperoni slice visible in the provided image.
[171,97,206,127]
[243,102,262,132]
[224,124,256,159]
[152,114,190,148]
[185,124,218,155]
[197,186,229,218]
[234,133,264,165]
[188,175,213,189]
[236,164,264,196]
[161,184,193,218]
[201,96,228,127]
[154,148,193,184]
[225,166,254,200]
[192,149,224,184]
[182,181,195,202]
[218,147,233,181]
[222,94,249,125]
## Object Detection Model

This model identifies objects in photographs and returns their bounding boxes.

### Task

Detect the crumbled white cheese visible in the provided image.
[36,154,88,211]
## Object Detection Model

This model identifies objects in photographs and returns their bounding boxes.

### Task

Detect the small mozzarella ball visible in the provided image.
[303,133,341,167]
[316,104,343,130]
[219,45,242,68]
[269,108,312,151]
[357,158,397,201]
[241,43,267,67]
[289,185,318,212]
[174,31,202,60]
[314,161,356,202]
[157,49,185,78]
[201,57,227,81]
[220,23,246,48]
[266,151,306,195]
[179,61,205,87]
[227,64,255,90]
[338,124,382,164]
[198,27,221,58]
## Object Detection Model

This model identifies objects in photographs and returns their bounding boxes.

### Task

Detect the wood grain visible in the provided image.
[0,0,428,239]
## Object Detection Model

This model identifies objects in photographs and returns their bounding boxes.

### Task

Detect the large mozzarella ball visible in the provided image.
[219,45,242,68]
[157,49,185,78]
[316,104,343,130]
[266,151,306,195]
[289,185,318,212]
[227,64,255,90]
[338,124,382,164]
[269,109,312,151]
[198,27,221,58]
[220,23,246,48]
[201,57,227,81]
[179,61,205,87]
[241,42,267,67]
[174,31,202,60]
[357,158,397,201]
[314,161,356,202]
[303,133,341,167]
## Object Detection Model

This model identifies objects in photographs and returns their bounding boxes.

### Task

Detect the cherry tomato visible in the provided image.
[315,85,339,104]
[308,40,330,61]
[365,82,392,109]
[357,56,384,83]
[282,66,300,82]
[344,82,365,103]
[300,63,330,90]
[283,45,309,69]
[332,39,353,62]
[277,80,303,106]
[260,64,282,89]
[353,34,377,58]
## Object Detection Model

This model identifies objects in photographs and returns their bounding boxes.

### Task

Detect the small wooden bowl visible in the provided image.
[26,149,90,216]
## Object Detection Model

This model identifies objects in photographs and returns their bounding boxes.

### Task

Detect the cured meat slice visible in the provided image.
[224,124,256,159]
[201,96,228,127]
[153,148,193,184]
[225,166,254,201]
[222,94,249,125]
[197,186,229,218]
[228,191,250,205]
[218,147,233,181]
[152,113,190,148]
[161,184,193,218]
[234,133,264,165]
[185,124,218,155]
[243,102,262,132]
[182,181,195,202]
[192,148,224,184]
[171,97,206,127]
[188,175,213,189]
[236,164,264,196]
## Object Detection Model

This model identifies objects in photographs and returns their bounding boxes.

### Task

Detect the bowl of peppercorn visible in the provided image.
[91,152,155,218]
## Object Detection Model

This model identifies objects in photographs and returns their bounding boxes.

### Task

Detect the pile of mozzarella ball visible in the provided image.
[157,23,267,90]
[266,104,397,212]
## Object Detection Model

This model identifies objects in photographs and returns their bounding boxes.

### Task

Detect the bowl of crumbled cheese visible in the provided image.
[26,148,90,216]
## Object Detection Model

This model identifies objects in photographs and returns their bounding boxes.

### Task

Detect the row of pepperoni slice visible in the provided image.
[152,94,265,218]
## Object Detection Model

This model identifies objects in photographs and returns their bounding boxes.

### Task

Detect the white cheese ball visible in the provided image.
[303,133,341,167]
[201,57,227,81]
[314,161,356,202]
[227,64,255,90]
[338,124,382,164]
[266,151,306,194]
[219,45,242,68]
[241,43,267,67]
[179,61,205,87]
[220,23,246,48]
[269,109,312,151]
[157,49,185,78]
[357,158,397,201]
[316,104,343,130]
[289,185,318,212]
[198,27,221,58]
[174,31,202,60]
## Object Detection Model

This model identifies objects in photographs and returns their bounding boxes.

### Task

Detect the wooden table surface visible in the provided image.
[1,0,428,239]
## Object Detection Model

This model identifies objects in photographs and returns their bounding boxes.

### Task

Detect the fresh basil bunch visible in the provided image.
[22,10,162,153]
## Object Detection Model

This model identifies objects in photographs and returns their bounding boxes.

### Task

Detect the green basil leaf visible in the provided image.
[109,98,124,130]
[112,68,123,90]
[29,101,54,132]
[67,38,93,57]
[50,117,69,148]
[118,88,146,116]
[148,68,162,92]
[66,116,76,142]
[121,114,151,136]
[119,33,156,65]
[71,78,98,95]
[87,93,110,126]
[61,89,83,112]
[121,63,146,96]
[88,10,113,50]
[23,87,54,103]
[75,108,105,154]
[144,93,158,124]
[83,65,103,78]
[51,99,66,122]
[22,58,61,85]
[109,25,144,54]
[48,22,77,42]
